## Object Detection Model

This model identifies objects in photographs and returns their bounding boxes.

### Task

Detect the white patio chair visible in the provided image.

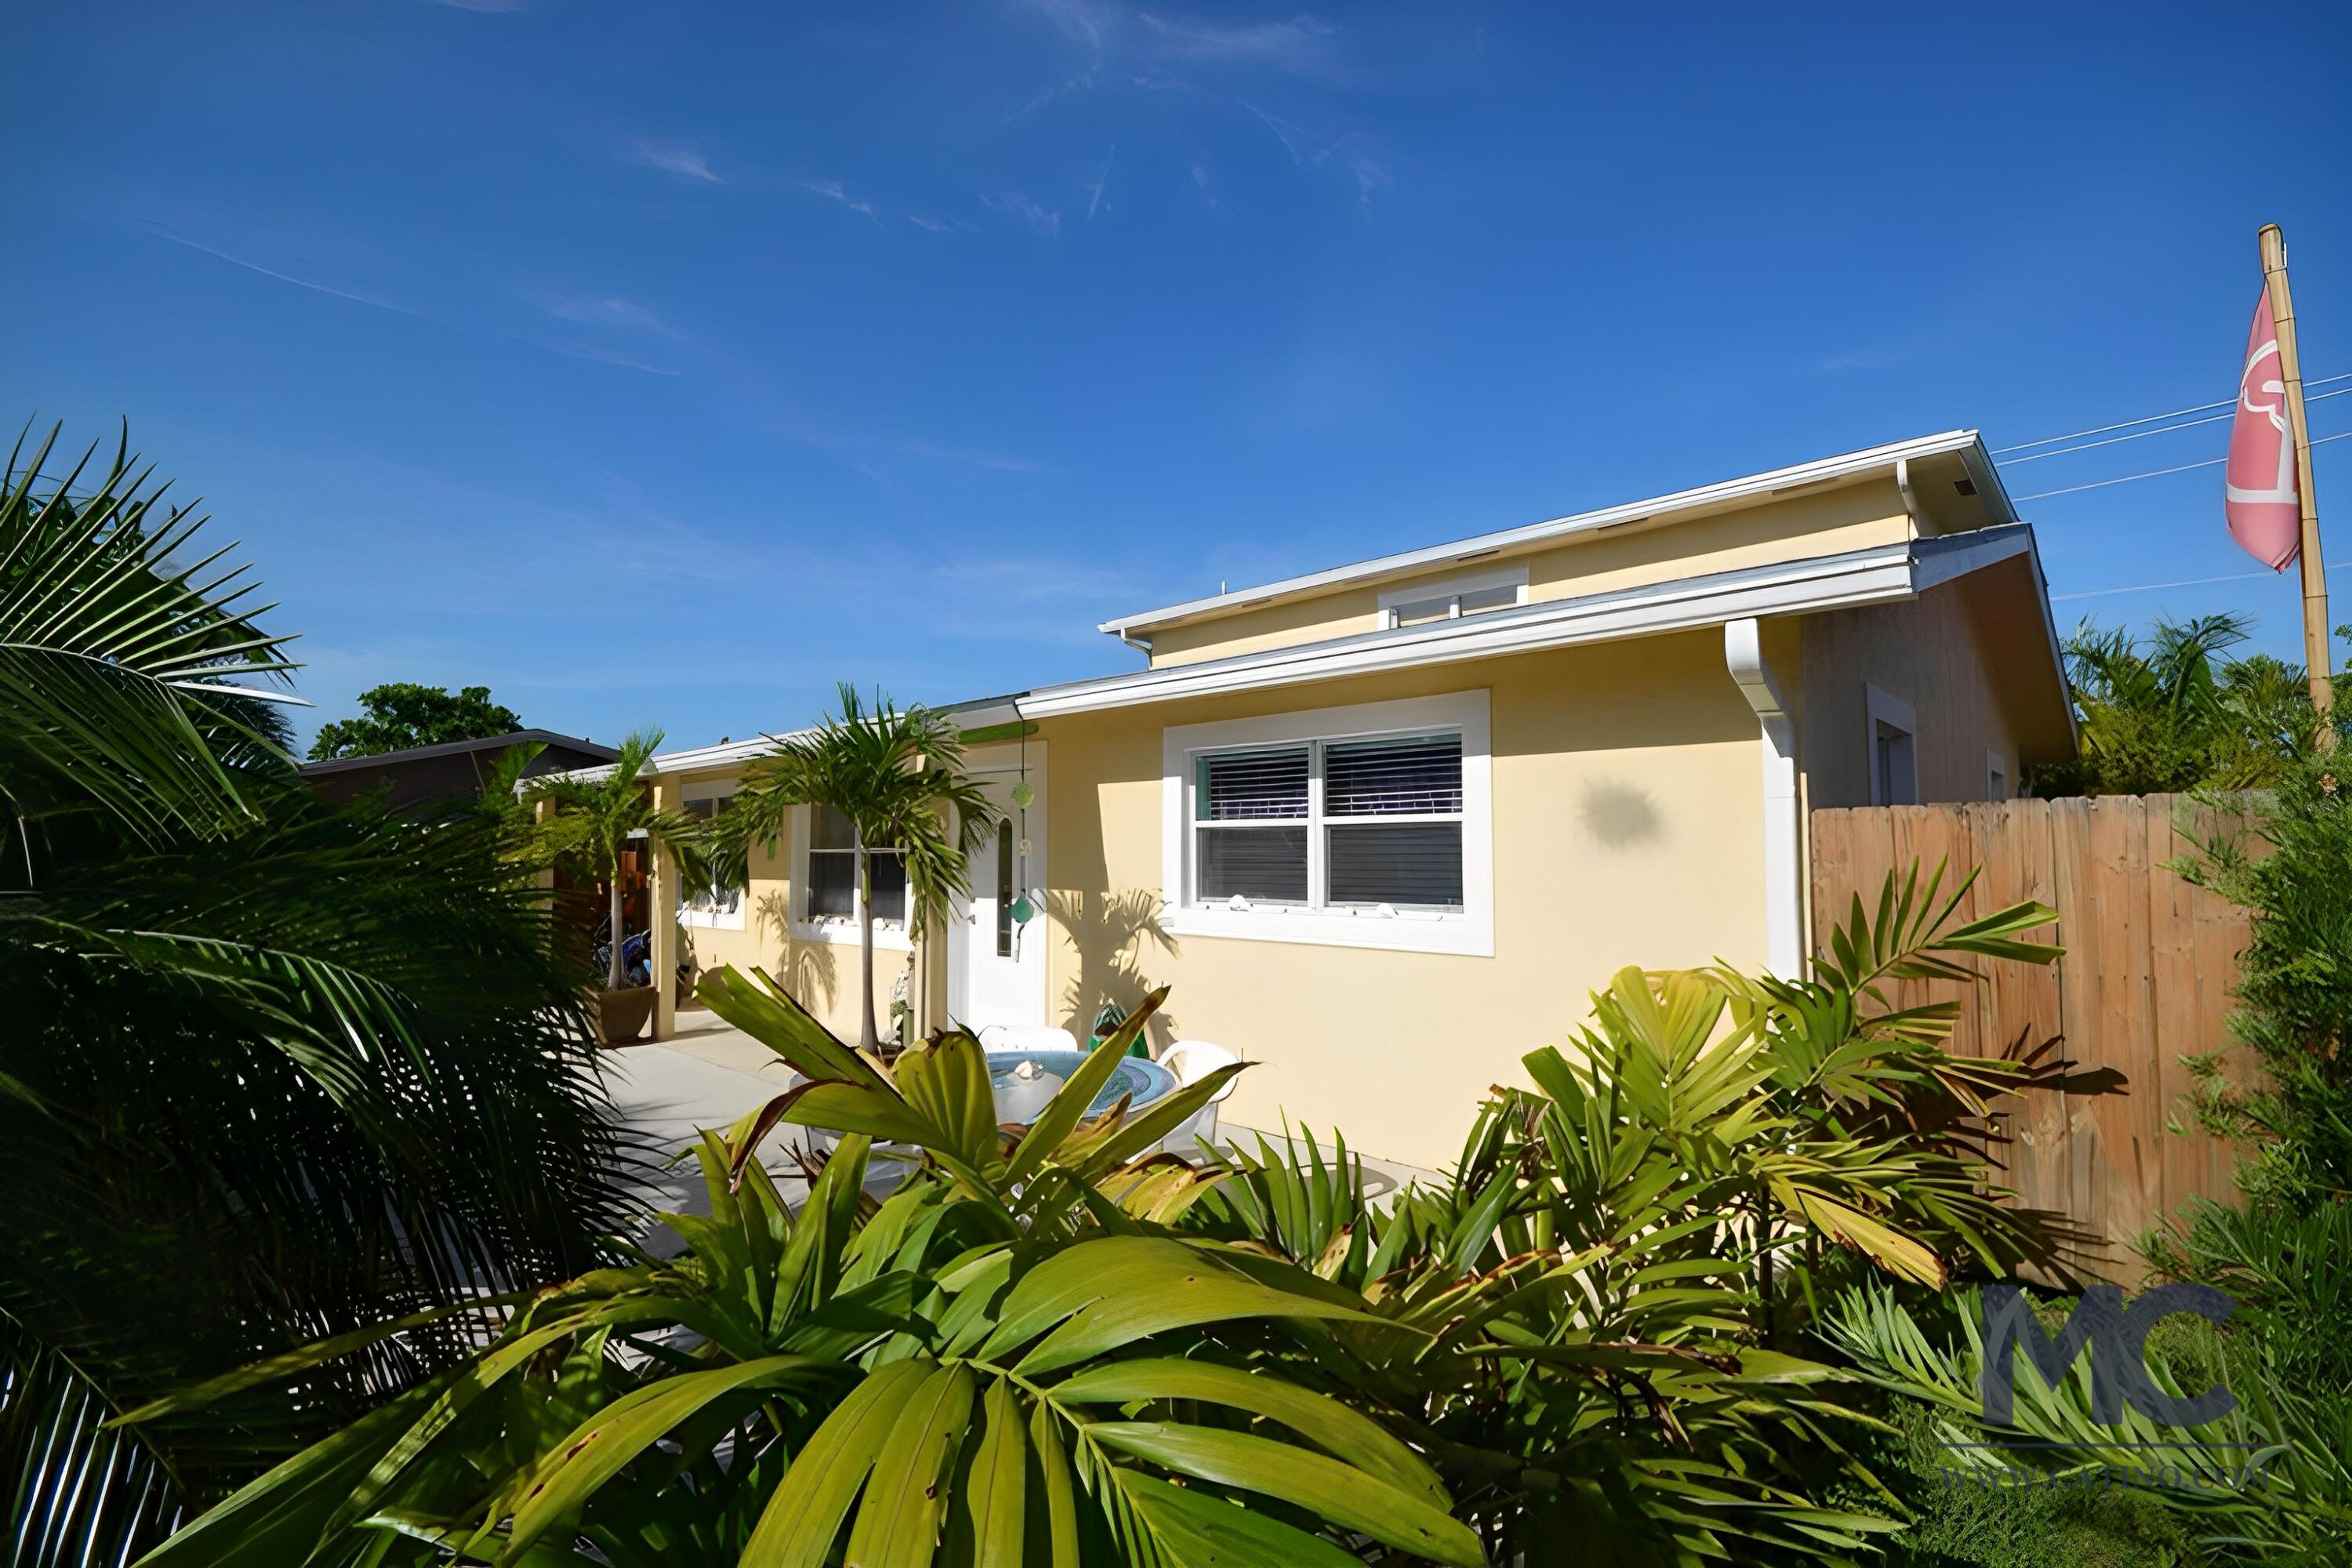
[1158,1040,1240,1153]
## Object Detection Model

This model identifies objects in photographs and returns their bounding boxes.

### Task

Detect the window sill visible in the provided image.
[680,908,746,931]
[1161,904,1491,957]
[791,917,914,953]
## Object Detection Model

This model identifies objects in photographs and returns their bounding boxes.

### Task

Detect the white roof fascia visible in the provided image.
[539,731,814,786]
[535,693,1025,786]
[1033,536,1936,718]
[1098,430,1990,637]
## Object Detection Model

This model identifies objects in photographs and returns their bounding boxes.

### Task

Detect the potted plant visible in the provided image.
[528,729,712,1045]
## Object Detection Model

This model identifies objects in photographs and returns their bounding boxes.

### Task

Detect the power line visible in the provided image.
[1993,372,2352,453]
[2053,560,2352,603]
[2013,430,2350,502]
[2002,387,2352,464]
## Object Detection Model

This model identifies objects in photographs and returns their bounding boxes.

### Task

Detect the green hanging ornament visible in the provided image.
[1008,893,1034,924]
[1011,780,1035,810]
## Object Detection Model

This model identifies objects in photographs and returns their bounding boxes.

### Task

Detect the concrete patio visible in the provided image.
[597,1007,1438,1250]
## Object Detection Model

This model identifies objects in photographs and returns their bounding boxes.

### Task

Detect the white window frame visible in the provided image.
[1865,684,1919,807]
[1161,690,1493,956]
[790,804,914,952]
[1376,564,1529,630]
[1985,749,2009,801]
[677,779,745,930]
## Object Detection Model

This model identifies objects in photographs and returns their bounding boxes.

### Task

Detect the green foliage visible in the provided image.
[1825,1282,2352,1564]
[2168,754,2352,1207]
[527,729,713,991]
[308,682,524,761]
[138,864,2096,1565]
[717,683,994,1049]
[2031,613,2343,798]
[1,426,633,1567]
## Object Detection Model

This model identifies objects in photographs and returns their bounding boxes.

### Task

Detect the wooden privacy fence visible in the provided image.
[1808,794,2254,1281]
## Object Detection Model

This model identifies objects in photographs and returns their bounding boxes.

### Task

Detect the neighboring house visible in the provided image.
[581,431,2073,1167]
[299,730,619,809]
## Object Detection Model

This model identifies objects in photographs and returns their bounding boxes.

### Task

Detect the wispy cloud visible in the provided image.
[1017,0,1112,49]
[626,140,724,184]
[139,221,439,322]
[522,338,684,376]
[797,178,880,223]
[1136,12,1346,82]
[536,295,681,336]
[1084,143,1117,222]
[907,213,979,234]
[892,438,1055,474]
[983,191,1062,238]
[1242,102,1390,211]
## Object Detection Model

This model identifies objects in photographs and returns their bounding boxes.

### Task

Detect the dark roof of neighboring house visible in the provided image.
[298,730,619,778]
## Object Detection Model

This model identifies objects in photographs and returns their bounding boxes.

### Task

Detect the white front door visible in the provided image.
[946,767,1048,1031]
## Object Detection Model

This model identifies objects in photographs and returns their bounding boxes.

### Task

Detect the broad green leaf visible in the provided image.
[844,1362,976,1568]
[953,1376,1028,1568]
[503,1355,829,1560]
[741,1356,934,1568]
[1051,1357,1443,1506]
[1104,1469,1369,1568]
[982,1238,1377,1377]
[1090,1421,1482,1566]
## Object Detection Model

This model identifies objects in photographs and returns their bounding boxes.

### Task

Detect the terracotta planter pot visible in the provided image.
[594,985,658,1047]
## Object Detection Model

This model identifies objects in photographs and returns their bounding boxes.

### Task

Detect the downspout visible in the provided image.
[1725,618,1804,978]
[1894,456,1928,536]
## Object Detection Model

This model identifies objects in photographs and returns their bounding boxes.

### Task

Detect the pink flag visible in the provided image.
[2225,289,2302,570]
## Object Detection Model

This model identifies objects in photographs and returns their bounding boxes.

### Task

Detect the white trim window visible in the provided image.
[678,780,744,929]
[1377,565,1528,630]
[1163,691,1493,955]
[1866,684,1918,807]
[795,804,913,949]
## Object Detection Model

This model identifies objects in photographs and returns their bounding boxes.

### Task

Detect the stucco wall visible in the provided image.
[1798,579,2026,809]
[1035,630,1766,1168]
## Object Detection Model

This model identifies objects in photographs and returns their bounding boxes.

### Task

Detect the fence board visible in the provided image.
[1808,793,2252,1283]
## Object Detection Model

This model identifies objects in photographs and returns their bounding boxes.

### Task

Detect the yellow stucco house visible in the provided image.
[597,430,2073,1168]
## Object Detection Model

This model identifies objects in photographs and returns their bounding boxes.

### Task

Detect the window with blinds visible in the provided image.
[807,804,907,924]
[1192,732,1464,910]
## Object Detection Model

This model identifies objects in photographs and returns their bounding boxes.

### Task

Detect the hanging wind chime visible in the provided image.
[1007,713,1035,949]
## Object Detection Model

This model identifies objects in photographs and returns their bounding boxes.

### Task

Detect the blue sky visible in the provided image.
[4,1,2348,752]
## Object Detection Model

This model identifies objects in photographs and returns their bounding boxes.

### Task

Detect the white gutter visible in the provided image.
[1098,429,1991,638]
[1724,619,1804,978]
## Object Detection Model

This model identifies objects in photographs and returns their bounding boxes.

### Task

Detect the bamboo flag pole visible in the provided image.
[2259,223,2334,739]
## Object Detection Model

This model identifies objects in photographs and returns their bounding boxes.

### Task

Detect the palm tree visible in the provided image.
[528,729,710,993]
[1,425,633,1566]
[2038,612,2327,796]
[718,684,993,1051]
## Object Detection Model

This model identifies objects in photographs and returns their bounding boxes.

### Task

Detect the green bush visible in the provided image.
[122,867,2086,1565]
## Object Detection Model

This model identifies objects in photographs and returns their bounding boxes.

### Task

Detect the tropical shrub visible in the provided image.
[2029,612,2345,798]
[0,427,633,1566]
[528,728,712,993]
[123,863,2094,1566]
[2166,751,2352,1210]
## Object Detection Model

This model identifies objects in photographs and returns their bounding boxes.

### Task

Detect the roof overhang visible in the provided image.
[537,694,1031,786]
[296,728,619,777]
[1098,430,2013,641]
[1033,522,2053,720]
